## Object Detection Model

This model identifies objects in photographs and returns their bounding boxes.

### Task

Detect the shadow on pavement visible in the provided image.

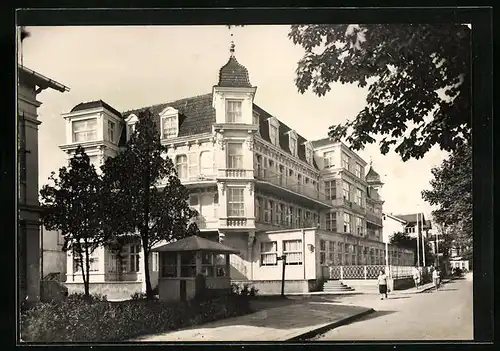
[344,310,396,324]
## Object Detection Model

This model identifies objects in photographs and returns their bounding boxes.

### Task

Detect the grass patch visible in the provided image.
[21,292,252,342]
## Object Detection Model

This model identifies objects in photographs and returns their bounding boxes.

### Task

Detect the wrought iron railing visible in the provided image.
[322,265,419,280]
[365,212,383,226]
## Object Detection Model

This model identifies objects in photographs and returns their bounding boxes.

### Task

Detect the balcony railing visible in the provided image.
[193,215,218,230]
[218,169,254,178]
[254,168,327,202]
[224,218,248,227]
[255,214,318,229]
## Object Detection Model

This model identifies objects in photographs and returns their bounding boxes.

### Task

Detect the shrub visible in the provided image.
[21,293,253,342]
[231,283,258,297]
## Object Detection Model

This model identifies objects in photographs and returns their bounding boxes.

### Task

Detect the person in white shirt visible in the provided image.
[377,270,388,300]
[412,266,420,289]
[432,268,441,291]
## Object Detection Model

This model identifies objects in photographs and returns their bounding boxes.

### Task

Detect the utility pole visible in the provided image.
[416,213,420,268]
[421,213,426,267]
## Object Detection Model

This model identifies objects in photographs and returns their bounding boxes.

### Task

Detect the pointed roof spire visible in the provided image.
[369,156,373,166]
[230,33,235,56]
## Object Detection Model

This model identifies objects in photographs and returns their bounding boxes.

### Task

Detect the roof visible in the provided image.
[311,137,336,149]
[394,214,432,229]
[71,100,123,118]
[152,235,240,254]
[366,166,380,181]
[217,53,252,88]
[383,213,407,224]
[18,65,70,93]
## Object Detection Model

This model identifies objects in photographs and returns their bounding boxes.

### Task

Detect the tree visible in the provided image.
[40,146,109,298]
[288,24,471,161]
[422,143,472,243]
[101,109,199,299]
[390,231,433,267]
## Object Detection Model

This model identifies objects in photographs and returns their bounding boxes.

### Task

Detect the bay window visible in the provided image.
[325,180,336,200]
[355,188,363,206]
[227,143,243,169]
[107,120,115,143]
[226,100,242,123]
[72,119,97,142]
[355,163,362,178]
[356,216,363,236]
[326,212,336,231]
[324,151,335,168]
[227,188,244,217]
[343,181,351,200]
[341,152,350,170]
[343,213,351,233]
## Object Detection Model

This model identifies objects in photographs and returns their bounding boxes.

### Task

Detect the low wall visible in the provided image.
[65,281,142,300]
[232,279,318,295]
[341,277,414,292]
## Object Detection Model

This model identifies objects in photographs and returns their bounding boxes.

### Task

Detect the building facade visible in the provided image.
[59,45,413,296]
[18,65,69,302]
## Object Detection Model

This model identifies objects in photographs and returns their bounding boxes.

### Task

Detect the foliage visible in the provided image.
[289,24,471,161]
[21,293,252,342]
[101,109,199,299]
[422,143,472,242]
[40,146,111,298]
[390,231,433,266]
[231,283,259,297]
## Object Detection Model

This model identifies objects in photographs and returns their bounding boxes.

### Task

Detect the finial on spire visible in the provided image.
[369,156,373,166]
[230,35,235,57]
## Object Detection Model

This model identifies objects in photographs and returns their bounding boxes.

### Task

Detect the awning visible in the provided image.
[152,235,240,254]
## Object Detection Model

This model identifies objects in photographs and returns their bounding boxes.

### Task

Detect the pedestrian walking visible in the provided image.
[377,270,388,300]
[432,268,440,291]
[412,266,420,289]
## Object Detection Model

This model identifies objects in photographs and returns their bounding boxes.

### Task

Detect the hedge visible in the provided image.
[21,292,252,342]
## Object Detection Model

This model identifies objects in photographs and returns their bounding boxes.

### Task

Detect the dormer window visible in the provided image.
[159,107,179,139]
[305,143,313,164]
[226,100,242,123]
[289,136,297,156]
[270,125,278,145]
[125,114,139,141]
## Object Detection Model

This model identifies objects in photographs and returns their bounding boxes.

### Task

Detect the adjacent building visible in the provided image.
[17,65,69,302]
[58,44,413,297]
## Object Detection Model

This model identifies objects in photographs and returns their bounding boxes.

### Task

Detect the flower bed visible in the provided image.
[21,292,252,342]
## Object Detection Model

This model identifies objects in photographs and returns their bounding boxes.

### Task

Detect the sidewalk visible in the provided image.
[132,302,374,342]
[399,276,457,294]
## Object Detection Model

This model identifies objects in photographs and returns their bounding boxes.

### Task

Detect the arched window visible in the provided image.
[199,151,213,175]
[176,155,188,179]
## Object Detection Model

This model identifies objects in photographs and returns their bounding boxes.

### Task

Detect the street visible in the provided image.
[309,273,473,341]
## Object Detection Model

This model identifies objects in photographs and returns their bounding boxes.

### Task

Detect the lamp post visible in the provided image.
[276,254,287,298]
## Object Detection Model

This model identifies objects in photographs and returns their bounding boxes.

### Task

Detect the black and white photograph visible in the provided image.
[15,8,491,344]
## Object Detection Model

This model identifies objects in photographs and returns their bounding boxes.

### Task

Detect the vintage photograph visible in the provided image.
[17,22,473,342]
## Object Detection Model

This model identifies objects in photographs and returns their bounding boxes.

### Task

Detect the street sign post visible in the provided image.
[277,254,286,298]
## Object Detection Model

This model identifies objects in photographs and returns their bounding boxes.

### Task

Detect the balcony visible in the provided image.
[343,198,365,214]
[365,212,383,226]
[219,217,255,229]
[218,169,254,179]
[193,215,218,230]
[254,168,331,208]
[255,213,319,230]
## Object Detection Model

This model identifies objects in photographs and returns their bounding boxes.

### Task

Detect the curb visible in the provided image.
[286,308,375,341]
[416,277,455,293]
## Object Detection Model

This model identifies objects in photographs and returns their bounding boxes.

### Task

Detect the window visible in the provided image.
[320,240,326,265]
[161,253,177,277]
[189,194,199,207]
[252,112,259,125]
[129,244,141,272]
[289,137,297,156]
[284,239,302,265]
[226,100,242,123]
[176,155,188,179]
[227,143,243,169]
[326,212,337,231]
[343,181,350,200]
[356,217,363,236]
[152,252,159,272]
[227,188,244,217]
[343,213,351,233]
[180,252,196,277]
[264,200,271,222]
[325,180,336,200]
[107,120,115,143]
[355,163,362,178]
[255,197,262,222]
[270,125,278,145]
[355,188,363,206]
[341,152,350,170]
[162,116,178,139]
[324,151,335,168]
[260,241,277,266]
[337,242,343,265]
[328,241,336,264]
[306,147,313,163]
[127,124,135,140]
[72,119,97,142]
[201,253,214,277]
[73,249,99,272]
[278,203,285,225]
[200,151,213,175]
[215,254,228,277]
[269,200,275,224]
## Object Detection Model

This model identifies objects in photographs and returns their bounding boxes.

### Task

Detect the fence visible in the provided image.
[322,265,418,280]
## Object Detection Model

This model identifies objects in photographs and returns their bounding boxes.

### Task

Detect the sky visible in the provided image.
[21,25,447,219]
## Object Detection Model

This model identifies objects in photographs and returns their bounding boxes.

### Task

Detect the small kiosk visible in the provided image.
[152,235,239,302]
